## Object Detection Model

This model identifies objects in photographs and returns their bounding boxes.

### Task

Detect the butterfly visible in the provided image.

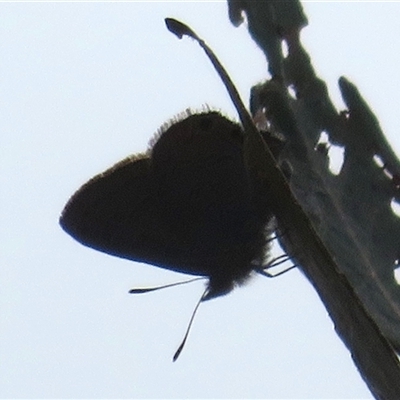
[60,109,279,301]
[60,18,285,303]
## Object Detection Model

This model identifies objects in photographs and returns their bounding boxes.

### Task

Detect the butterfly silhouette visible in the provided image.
[60,109,280,300]
[60,18,283,302]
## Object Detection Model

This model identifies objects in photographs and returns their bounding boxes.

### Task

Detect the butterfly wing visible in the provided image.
[60,112,273,295]
[60,154,209,276]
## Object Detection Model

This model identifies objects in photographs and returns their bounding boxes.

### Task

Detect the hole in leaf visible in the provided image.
[317,130,329,144]
[383,168,393,180]
[327,144,345,175]
[281,40,289,58]
[394,259,400,285]
[390,198,400,218]
[373,154,384,168]
[288,85,296,99]
[395,270,400,285]
[315,131,344,175]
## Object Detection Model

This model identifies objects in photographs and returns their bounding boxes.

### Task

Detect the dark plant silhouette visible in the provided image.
[228,0,400,398]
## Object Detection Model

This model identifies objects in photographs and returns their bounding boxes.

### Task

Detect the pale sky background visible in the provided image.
[2,1,400,399]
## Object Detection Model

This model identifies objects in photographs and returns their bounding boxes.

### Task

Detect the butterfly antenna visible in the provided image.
[172,287,208,362]
[256,254,297,278]
[268,254,291,267]
[258,264,297,278]
[165,18,255,136]
[129,277,204,294]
